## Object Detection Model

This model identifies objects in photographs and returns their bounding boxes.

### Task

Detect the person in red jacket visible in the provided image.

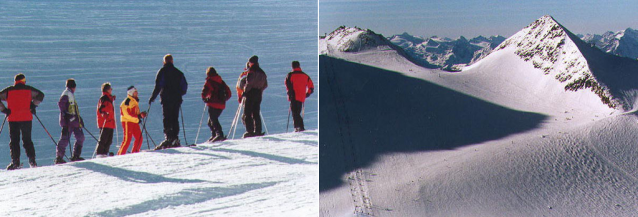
[95,82,116,157]
[285,61,314,132]
[0,73,45,170]
[202,67,231,142]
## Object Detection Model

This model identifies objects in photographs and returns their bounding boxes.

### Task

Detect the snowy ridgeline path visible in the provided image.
[0,131,318,217]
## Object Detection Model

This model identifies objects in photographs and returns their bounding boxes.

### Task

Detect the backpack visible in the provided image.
[216,81,228,101]
[209,80,228,103]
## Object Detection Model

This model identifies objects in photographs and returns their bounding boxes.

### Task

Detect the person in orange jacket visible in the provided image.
[285,61,314,132]
[118,86,147,155]
[202,67,231,142]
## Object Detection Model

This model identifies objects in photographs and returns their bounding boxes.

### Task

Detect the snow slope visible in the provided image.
[320,15,638,216]
[0,131,318,216]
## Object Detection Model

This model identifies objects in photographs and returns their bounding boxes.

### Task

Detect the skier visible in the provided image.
[201,66,231,142]
[149,54,188,150]
[0,73,44,170]
[55,79,85,164]
[95,82,116,157]
[285,61,314,132]
[118,86,147,155]
[237,55,268,138]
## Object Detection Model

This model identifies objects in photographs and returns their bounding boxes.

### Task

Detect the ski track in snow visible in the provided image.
[0,131,318,216]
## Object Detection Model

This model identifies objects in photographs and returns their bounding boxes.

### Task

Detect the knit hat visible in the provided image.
[248,55,259,64]
[66,79,76,88]
[127,86,137,96]
[14,73,25,82]
[206,67,217,76]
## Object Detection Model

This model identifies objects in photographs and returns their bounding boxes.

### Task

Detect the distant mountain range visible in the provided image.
[579,28,638,60]
[388,33,505,71]
[386,27,638,71]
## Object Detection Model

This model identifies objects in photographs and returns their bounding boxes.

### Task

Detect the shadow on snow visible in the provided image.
[92,182,279,216]
[319,55,548,191]
[71,161,208,184]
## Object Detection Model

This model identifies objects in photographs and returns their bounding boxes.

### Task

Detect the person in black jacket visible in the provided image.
[149,54,188,150]
[238,55,268,138]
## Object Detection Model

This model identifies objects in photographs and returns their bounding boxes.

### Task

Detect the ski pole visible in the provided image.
[180,106,189,145]
[82,125,99,142]
[231,98,245,139]
[115,115,120,151]
[92,119,108,159]
[141,104,151,149]
[195,104,206,144]
[229,98,242,139]
[34,114,69,161]
[260,111,268,135]
[286,106,291,132]
[0,116,7,137]
[141,123,157,146]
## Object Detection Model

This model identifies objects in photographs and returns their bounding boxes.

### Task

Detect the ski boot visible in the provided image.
[242,132,255,138]
[28,158,37,168]
[207,135,215,143]
[54,156,67,165]
[294,127,305,132]
[154,139,173,150]
[70,155,85,162]
[212,134,226,143]
[254,132,265,137]
[6,161,21,170]
[171,139,181,148]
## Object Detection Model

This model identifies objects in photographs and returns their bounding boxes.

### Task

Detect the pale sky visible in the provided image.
[320,0,638,38]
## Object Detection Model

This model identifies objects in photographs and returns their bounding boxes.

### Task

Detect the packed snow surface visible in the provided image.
[320,15,638,216]
[0,131,318,216]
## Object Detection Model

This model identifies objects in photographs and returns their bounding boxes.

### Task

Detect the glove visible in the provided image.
[306,92,311,98]
[112,95,116,100]
[148,98,154,104]
[204,97,211,103]
[80,117,84,128]
[30,103,37,114]
[1,108,10,116]
[140,111,147,119]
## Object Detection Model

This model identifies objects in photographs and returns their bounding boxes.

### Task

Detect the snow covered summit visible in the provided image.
[489,15,638,110]
[320,26,434,68]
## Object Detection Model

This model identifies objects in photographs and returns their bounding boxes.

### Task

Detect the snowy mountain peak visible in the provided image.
[322,26,394,53]
[320,26,434,68]
[389,32,426,48]
[495,15,618,107]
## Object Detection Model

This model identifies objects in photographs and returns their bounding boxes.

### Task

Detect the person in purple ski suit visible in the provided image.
[54,79,86,164]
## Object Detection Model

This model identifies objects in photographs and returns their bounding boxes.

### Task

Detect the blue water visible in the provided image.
[0,0,317,167]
